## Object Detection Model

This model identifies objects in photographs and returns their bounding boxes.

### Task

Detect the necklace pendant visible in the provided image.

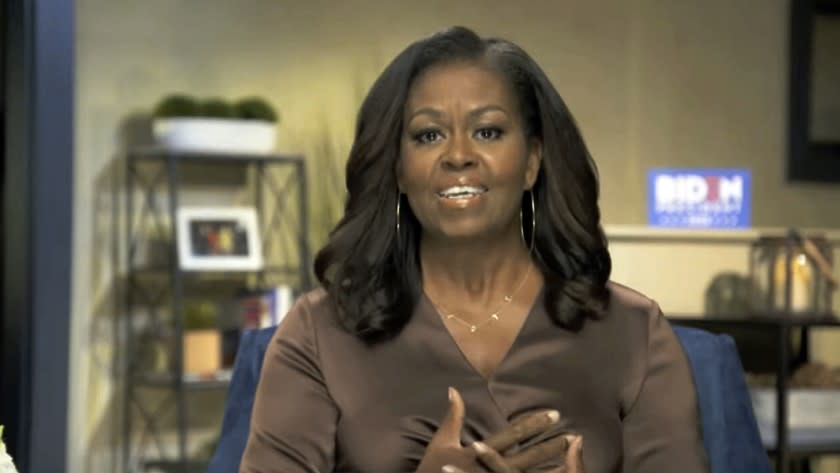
[470,325,477,333]
[503,295,512,302]
[491,313,499,320]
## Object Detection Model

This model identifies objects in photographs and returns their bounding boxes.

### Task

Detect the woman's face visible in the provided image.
[398,61,541,243]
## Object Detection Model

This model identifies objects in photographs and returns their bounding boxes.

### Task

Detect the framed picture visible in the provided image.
[787,1,840,182]
[176,207,263,271]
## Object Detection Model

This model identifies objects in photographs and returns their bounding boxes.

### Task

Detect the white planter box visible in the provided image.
[153,118,276,154]
[751,388,840,429]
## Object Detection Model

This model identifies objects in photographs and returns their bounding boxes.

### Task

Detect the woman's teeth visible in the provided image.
[438,186,486,199]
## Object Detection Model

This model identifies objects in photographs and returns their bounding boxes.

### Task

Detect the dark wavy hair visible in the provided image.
[314,26,611,343]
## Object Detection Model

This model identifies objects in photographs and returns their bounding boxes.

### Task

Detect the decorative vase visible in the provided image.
[183,329,221,375]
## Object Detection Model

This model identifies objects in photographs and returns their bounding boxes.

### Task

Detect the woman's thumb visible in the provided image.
[439,387,465,445]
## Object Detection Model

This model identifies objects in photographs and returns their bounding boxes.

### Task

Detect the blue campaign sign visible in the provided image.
[647,168,751,229]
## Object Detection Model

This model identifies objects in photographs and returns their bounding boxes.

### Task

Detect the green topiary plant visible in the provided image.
[184,301,218,331]
[153,94,200,119]
[235,97,279,122]
[153,94,280,123]
[199,98,236,119]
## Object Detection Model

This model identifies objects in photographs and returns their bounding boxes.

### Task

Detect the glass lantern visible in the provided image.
[748,231,836,317]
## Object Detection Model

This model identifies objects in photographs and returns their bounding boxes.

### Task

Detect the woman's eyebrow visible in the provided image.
[407,104,508,123]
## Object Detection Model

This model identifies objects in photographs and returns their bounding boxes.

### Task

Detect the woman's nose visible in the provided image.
[441,133,477,170]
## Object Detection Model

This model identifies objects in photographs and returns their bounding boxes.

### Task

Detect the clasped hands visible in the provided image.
[417,388,584,473]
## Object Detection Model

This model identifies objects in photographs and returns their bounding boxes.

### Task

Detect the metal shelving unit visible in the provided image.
[122,148,310,473]
[671,314,840,473]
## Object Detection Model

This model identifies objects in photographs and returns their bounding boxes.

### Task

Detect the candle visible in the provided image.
[773,251,814,313]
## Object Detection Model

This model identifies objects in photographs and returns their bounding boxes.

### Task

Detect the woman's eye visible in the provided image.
[475,127,503,141]
[414,130,444,144]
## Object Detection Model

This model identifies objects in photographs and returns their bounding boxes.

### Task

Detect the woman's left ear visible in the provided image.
[525,139,542,189]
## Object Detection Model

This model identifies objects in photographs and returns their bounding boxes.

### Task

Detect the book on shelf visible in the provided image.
[238,285,294,330]
[219,285,295,369]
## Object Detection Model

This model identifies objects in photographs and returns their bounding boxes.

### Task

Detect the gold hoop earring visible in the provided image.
[521,190,536,252]
[396,194,401,235]
[530,190,536,254]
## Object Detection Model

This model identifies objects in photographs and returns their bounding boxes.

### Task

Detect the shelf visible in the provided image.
[775,444,840,457]
[762,425,840,457]
[131,264,302,278]
[123,146,310,472]
[144,459,210,473]
[135,370,232,390]
[669,314,840,328]
[669,315,840,376]
[128,146,304,164]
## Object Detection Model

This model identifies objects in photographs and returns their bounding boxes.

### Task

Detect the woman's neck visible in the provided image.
[420,226,534,308]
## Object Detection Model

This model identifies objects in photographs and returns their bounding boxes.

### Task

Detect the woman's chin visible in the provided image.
[429,226,506,245]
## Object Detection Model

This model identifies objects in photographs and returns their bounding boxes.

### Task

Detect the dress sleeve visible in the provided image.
[621,301,709,472]
[240,296,339,473]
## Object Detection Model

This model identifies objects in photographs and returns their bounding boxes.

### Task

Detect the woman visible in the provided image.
[241,27,708,473]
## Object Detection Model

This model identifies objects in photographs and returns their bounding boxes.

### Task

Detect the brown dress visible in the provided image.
[240,282,709,473]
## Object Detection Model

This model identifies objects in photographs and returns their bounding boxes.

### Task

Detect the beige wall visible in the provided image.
[72,0,840,471]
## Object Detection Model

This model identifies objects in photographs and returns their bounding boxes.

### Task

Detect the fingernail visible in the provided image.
[448,387,454,402]
[546,410,560,423]
[442,465,457,473]
[472,441,490,454]
[565,435,583,452]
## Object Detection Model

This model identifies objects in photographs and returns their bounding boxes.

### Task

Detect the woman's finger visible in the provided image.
[565,436,584,473]
[482,410,561,453]
[471,441,519,473]
[537,436,583,473]
[543,467,566,473]
[437,387,466,447]
[441,465,469,473]
[506,434,574,471]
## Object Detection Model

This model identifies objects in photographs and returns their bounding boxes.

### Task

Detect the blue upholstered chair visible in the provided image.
[208,325,772,473]
[672,326,772,473]
[208,327,276,473]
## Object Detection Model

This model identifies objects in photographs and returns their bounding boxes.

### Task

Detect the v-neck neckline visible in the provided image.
[421,286,545,383]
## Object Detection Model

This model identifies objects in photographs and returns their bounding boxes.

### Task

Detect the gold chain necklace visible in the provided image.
[430,263,533,334]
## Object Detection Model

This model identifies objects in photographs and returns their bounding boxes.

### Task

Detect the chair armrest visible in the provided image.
[207,327,276,473]
[673,325,772,473]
